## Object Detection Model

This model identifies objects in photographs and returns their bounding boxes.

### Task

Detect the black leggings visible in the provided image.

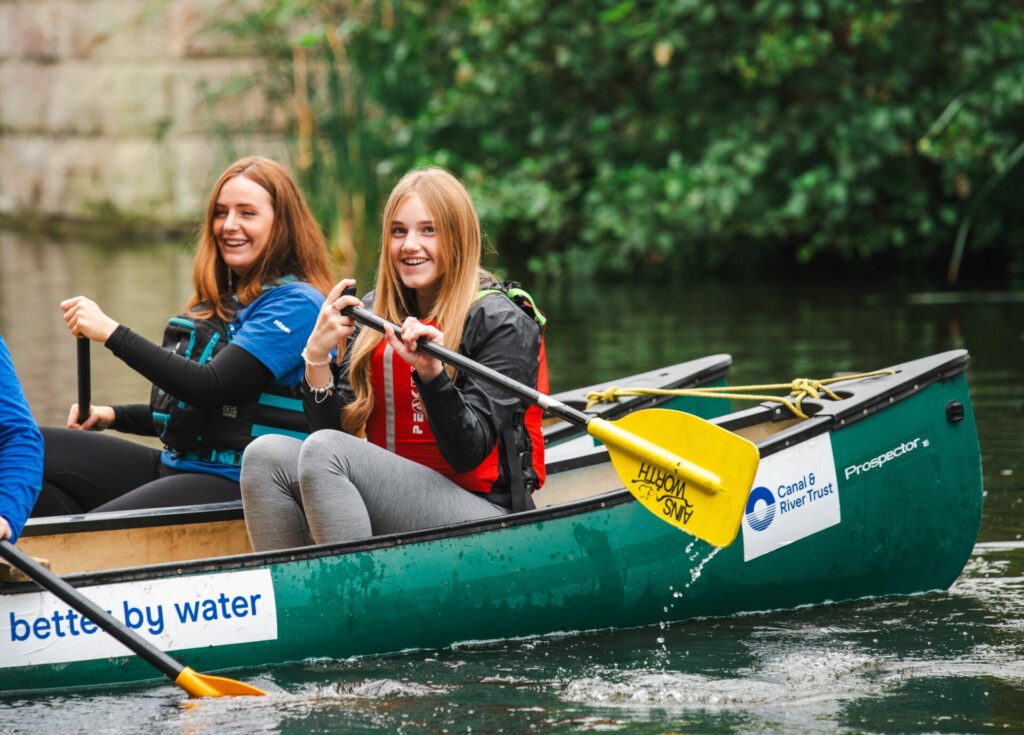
[34,427,241,516]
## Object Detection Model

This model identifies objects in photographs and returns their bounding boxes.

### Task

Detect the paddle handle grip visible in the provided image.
[341,300,593,429]
[76,337,91,425]
[0,539,184,682]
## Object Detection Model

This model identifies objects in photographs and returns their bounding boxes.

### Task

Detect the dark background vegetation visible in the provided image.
[212,0,1024,285]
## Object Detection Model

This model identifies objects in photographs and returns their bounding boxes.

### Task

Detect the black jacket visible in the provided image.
[301,285,543,509]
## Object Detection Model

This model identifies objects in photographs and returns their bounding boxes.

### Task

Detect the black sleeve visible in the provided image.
[416,299,541,472]
[299,291,374,433]
[105,325,273,409]
[111,403,158,436]
[299,338,357,433]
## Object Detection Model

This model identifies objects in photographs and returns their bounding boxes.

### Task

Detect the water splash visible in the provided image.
[327,678,444,699]
[561,649,881,710]
[682,545,720,588]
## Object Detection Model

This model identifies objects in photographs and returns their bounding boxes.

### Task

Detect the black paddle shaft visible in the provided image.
[339,297,592,428]
[0,539,184,682]
[76,337,90,425]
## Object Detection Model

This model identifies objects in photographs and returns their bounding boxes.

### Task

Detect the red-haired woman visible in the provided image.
[34,156,334,514]
[240,167,545,551]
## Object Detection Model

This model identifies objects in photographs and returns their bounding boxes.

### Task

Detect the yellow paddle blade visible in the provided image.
[590,409,759,547]
[175,666,267,697]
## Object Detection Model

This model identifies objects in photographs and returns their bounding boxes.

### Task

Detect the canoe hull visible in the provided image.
[0,352,982,693]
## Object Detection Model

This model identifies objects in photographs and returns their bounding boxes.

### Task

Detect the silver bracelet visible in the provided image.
[305,374,335,404]
[301,347,332,367]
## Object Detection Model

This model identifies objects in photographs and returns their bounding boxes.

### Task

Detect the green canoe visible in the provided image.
[0,351,981,694]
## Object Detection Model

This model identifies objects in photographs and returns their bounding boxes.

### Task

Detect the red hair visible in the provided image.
[187,156,333,318]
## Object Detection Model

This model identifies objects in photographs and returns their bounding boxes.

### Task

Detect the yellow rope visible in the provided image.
[584,370,896,419]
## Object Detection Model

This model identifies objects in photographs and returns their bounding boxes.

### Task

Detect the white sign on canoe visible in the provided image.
[1,568,278,668]
[742,432,841,561]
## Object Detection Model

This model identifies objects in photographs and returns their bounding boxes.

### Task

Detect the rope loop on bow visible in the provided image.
[584,370,895,419]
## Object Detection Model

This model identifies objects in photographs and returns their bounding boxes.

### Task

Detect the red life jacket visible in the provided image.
[487,287,547,493]
[364,289,547,502]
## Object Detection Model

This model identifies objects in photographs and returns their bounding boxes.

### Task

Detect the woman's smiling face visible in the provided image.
[389,193,445,313]
[213,174,275,278]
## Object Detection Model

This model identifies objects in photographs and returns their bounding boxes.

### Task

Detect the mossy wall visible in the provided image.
[0,0,286,229]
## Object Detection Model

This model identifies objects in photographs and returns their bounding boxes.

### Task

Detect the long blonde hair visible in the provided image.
[187,156,334,319]
[342,167,483,434]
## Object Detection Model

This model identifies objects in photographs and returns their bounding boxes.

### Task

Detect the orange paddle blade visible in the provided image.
[175,666,267,697]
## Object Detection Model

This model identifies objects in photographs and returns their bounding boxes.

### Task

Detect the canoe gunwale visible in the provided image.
[816,349,968,426]
[20,501,245,537]
[719,349,971,460]
[4,453,633,590]
[542,353,731,444]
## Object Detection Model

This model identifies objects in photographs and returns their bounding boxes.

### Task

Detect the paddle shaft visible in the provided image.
[0,539,184,682]
[343,301,724,492]
[342,304,591,428]
[76,337,90,425]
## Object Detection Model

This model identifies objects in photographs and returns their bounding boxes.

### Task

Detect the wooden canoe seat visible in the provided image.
[0,555,51,583]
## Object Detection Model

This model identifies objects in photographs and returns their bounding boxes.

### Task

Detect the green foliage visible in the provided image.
[211,0,1024,282]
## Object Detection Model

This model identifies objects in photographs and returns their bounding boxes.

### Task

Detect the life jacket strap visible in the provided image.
[503,414,537,513]
[172,449,245,467]
[475,286,547,329]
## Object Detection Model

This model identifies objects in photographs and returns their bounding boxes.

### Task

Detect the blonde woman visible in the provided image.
[35,157,333,515]
[240,167,545,550]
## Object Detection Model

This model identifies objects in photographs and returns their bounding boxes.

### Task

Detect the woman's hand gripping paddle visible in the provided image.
[339,290,759,547]
[0,539,266,697]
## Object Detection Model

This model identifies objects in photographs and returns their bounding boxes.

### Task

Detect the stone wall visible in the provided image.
[0,0,290,228]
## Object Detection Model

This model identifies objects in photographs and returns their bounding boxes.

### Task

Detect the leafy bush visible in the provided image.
[212,0,1024,283]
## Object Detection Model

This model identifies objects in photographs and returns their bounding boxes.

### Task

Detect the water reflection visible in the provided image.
[1,232,195,429]
[533,277,999,392]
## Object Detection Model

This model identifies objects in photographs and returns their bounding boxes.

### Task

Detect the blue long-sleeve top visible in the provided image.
[0,336,43,542]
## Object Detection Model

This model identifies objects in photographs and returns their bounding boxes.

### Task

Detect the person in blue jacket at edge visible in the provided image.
[0,335,44,543]
[31,156,334,515]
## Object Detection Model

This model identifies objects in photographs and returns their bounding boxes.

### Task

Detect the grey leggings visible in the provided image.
[239,430,509,551]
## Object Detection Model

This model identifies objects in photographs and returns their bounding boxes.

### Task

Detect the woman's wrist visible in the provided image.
[301,346,331,366]
[415,361,444,383]
[100,319,119,342]
[99,321,122,345]
[304,364,334,403]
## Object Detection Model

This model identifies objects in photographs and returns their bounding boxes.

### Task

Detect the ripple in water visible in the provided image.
[561,650,882,709]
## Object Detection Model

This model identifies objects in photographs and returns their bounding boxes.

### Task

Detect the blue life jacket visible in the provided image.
[150,285,309,467]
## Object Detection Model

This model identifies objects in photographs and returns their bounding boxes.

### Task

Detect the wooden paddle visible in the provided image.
[340,295,760,547]
[0,539,266,697]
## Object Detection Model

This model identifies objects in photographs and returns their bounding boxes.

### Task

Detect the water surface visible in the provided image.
[0,232,1021,733]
